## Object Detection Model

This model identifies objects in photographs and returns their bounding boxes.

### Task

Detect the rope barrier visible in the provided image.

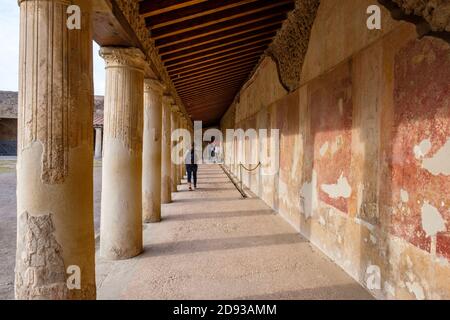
[239,162,261,172]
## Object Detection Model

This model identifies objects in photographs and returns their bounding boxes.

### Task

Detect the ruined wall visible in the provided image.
[222,0,450,299]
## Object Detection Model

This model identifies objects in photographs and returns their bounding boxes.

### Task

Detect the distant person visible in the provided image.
[207,136,219,163]
[185,143,199,191]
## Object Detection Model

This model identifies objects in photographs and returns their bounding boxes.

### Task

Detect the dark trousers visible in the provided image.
[186,164,198,186]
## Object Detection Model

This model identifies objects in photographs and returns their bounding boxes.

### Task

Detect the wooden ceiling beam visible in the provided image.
[175,68,251,90]
[188,104,233,115]
[172,56,259,80]
[165,43,266,70]
[176,73,249,93]
[139,1,208,18]
[155,11,288,47]
[187,99,235,109]
[182,90,240,101]
[147,0,259,29]
[169,52,261,77]
[158,21,282,55]
[161,30,275,60]
[177,74,247,91]
[179,80,245,97]
[183,94,238,106]
[173,61,256,85]
[162,35,274,62]
[149,0,294,39]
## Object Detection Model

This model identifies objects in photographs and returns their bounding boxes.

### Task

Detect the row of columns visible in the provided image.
[15,0,191,300]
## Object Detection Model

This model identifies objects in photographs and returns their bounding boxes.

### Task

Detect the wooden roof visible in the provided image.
[139,0,295,126]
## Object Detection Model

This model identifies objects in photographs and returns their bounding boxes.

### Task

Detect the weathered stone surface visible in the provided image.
[161,95,174,204]
[100,47,145,260]
[267,0,320,91]
[142,79,165,223]
[389,36,450,254]
[221,0,450,300]
[16,0,96,300]
[15,212,67,300]
[392,0,450,31]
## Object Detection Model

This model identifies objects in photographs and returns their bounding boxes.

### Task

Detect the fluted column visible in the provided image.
[142,79,165,223]
[161,95,174,204]
[15,0,95,300]
[170,105,180,192]
[99,47,146,260]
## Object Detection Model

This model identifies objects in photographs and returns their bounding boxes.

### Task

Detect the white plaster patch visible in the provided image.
[406,281,425,300]
[421,201,446,237]
[279,180,288,198]
[321,173,352,199]
[384,282,395,297]
[366,265,381,290]
[354,217,376,232]
[400,189,409,203]
[357,183,364,214]
[319,142,329,157]
[291,136,301,179]
[300,170,318,218]
[370,234,377,244]
[421,138,450,176]
[413,138,432,159]
[318,216,326,226]
[330,136,343,155]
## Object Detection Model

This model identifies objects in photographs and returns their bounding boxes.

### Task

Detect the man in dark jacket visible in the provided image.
[185,143,199,191]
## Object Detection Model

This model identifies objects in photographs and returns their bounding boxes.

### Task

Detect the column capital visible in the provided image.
[171,104,180,113]
[100,47,147,71]
[18,0,71,4]
[162,95,174,106]
[144,78,166,94]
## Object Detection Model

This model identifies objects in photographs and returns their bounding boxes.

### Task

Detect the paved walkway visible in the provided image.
[96,164,372,300]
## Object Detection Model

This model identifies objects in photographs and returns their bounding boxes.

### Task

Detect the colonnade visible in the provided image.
[14,0,192,300]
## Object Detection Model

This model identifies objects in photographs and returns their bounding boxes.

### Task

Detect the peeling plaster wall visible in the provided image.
[221,0,450,299]
[392,0,450,31]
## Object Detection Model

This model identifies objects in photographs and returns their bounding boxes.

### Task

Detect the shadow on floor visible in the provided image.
[237,283,373,300]
[141,233,307,258]
[170,197,243,203]
[162,209,275,222]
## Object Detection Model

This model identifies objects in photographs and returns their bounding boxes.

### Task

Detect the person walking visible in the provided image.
[207,136,219,163]
[185,143,199,191]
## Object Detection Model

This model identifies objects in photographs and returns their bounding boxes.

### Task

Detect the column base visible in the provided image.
[100,245,143,261]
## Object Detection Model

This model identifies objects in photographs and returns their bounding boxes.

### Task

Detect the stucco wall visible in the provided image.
[221,0,450,299]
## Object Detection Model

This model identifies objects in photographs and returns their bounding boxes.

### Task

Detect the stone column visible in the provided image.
[161,95,174,204]
[15,0,95,300]
[94,127,103,159]
[179,116,186,182]
[171,106,180,192]
[142,79,165,223]
[99,47,146,260]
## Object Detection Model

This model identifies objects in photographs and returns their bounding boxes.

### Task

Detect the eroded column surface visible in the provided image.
[100,47,145,260]
[170,106,180,192]
[161,96,174,204]
[15,0,96,300]
[143,79,165,223]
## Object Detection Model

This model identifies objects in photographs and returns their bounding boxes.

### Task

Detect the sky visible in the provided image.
[0,0,105,95]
